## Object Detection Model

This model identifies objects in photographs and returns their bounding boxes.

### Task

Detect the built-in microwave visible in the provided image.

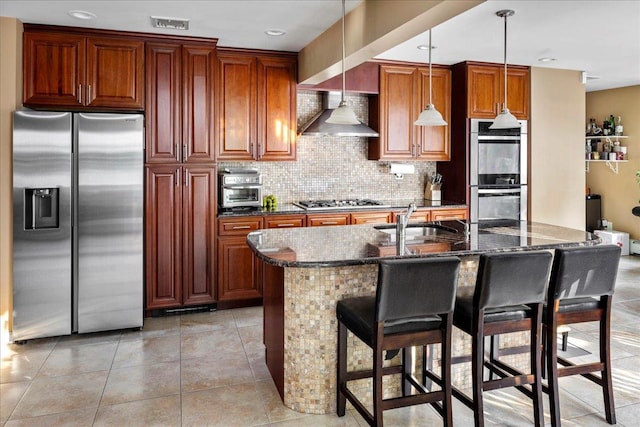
[218,168,263,209]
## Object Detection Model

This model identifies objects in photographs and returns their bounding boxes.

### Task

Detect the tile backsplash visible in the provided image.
[218,90,436,203]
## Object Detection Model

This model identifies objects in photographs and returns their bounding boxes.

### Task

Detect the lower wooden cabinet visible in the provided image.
[431,208,468,221]
[350,211,393,224]
[145,165,216,313]
[306,213,350,227]
[217,217,263,307]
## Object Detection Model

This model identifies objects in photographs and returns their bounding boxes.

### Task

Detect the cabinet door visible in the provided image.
[23,32,85,107]
[145,165,182,309]
[431,208,468,221]
[504,68,530,119]
[350,211,393,224]
[146,42,182,163]
[216,53,256,160]
[182,166,216,305]
[369,65,418,160]
[85,37,144,109]
[257,56,297,161]
[183,45,216,163]
[217,235,262,301]
[467,64,501,118]
[417,67,451,160]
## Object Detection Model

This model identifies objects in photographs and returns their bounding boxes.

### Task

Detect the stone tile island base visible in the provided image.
[269,256,528,415]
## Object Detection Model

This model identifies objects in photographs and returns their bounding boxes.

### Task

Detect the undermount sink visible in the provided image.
[374,222,458,242]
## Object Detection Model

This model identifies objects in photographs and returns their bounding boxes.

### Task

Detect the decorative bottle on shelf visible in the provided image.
[602,118,610,136]
[609,115,615,135]
[615,116,623,136]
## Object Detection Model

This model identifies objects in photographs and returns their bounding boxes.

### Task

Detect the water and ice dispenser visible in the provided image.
[24,188,59,229]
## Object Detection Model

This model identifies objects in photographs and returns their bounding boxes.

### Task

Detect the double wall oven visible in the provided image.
[470,119,527,222]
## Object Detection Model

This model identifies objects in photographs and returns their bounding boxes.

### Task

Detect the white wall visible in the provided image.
[529,67,585,230]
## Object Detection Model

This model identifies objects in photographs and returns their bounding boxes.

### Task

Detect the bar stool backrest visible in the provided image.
[474,251,553,310]
[549,245,621,300]
[376,257,460,326]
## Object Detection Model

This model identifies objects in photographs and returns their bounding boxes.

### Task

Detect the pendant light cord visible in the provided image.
[428,29,433,106]
[340,0,346,104]
[502,12,508,110]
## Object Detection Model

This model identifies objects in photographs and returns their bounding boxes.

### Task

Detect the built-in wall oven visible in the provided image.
[218,168,263,209]
[470,119,527,222]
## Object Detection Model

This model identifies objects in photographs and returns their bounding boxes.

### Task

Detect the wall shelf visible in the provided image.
[585,159,628,174]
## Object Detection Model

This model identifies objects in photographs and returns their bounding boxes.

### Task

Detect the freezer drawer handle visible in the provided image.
[478,188,521,194]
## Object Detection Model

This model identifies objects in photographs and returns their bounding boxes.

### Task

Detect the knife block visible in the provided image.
[424,184,442,201]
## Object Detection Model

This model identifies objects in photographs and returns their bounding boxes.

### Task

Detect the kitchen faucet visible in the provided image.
[396,202,417,255]
[454,218,471,238]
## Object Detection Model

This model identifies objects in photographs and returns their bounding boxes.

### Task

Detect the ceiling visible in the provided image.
[1,0,639,92]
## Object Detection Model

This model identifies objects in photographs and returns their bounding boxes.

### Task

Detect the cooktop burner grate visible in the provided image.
[294,199,390,210]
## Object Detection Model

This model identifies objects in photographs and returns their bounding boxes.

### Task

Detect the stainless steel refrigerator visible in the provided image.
[12,110,144,342]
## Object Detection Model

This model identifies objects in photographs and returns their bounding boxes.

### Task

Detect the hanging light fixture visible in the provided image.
[490,9,521,130]
[414,29,447,126]
[326,0,360,125]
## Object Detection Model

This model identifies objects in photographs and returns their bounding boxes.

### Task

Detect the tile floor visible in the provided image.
[1,255,639,426]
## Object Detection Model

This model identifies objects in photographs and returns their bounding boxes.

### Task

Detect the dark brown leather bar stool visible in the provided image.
[451,251,553,427]
[544,244,621,426]
[336,257,461,427]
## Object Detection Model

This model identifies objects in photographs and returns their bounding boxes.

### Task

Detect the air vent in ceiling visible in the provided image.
[151,16,190,30]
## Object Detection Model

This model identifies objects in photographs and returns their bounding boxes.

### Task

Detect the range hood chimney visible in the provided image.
[299,91,379,137]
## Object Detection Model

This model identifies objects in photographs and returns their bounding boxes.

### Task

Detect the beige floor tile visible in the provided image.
[181,351,254,392]
[270,412,361,426]
[238,324,265,354]
[0,381,29,423]
[10,370,107,419]
[4,407,97,427]
[180,310,236,335]
[616,401,640,427]
[93,395,181,427]
[246,348,271,381]
[111,334,181,369]
[100,361,180,406]
[181,328,244,360]
[119,315,180,341]
[54,330,122,347]
[1,339,57,383]
[182,383,269,426]
[255,378,305,424]
[232,306,264,328]
[37,341,118,378]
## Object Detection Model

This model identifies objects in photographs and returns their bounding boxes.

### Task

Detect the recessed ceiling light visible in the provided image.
[151,16,190,30]
[265,29,286,36]
[538,57,557,62]
[417,45,437,50]
[68,10,96,20]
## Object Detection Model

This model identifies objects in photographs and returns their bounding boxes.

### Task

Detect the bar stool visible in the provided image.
[451,251,553,427]
[544,245,621,426]
[336,257,461,426]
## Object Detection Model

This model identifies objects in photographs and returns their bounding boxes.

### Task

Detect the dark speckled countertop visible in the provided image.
[247,220,599,267]
[217,199,466,217]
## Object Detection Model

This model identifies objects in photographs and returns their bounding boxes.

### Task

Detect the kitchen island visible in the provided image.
[247,220,598,414]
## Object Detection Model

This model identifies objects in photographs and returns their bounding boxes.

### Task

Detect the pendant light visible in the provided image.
[326,0,360,125]
[489,9,521,130]
[414,29,447,126]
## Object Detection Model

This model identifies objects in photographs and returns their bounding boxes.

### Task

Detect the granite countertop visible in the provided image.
[218,199,467,217]
[247,220,600,267]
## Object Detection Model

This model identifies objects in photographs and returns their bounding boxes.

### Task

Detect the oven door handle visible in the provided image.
[477,135,521,141]
[478,188,522,195]
[223,184,263,189]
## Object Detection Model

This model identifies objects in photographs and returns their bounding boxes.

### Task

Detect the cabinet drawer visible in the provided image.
[392,209,431,223]
[431,208,468,221]
[264,215,305,229]
[218,217,263,235]
[307,213,350,227]
[350,211,392,224]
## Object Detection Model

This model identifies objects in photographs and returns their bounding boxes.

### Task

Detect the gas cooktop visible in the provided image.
[293,199,391,210]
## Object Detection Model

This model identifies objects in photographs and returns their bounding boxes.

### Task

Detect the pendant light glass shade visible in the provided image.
[489,9,521,130]
[326,0,360,125]
[415,29,447,126]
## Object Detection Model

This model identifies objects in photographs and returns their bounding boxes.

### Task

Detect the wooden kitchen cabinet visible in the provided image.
[463,62,529,119]
[393,209,432,223]
[431,208,468,221]
[306,213,351,227]
[369,64,451,161]
[216,50,297,161]
[217,217,263,306]
[350,211,393,225]
[145,165,217,313]
[264,215,306,228]
[146,41,216,163]
[23,28,144,109]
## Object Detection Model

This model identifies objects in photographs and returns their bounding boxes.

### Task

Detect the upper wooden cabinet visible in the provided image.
[369,64,451,161]
[23,30,144,110]
[217,51,297,161]
[146,41,216,163]
[463,62,529,119]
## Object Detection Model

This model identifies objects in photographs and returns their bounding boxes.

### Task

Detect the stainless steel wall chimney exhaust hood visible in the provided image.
[299,92,379,137]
